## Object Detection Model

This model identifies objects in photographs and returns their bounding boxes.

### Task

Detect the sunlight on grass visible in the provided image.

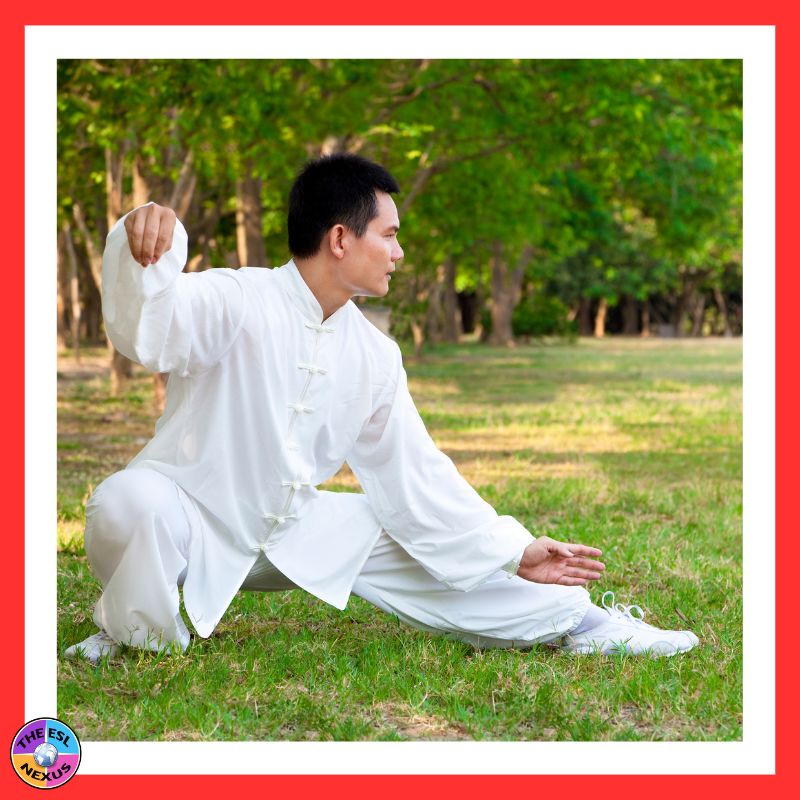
[57,339,742,741]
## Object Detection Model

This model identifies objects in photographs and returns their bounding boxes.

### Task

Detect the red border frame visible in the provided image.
[4,2,795,797]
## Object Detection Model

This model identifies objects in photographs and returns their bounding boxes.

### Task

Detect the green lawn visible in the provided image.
[57,337,742,741]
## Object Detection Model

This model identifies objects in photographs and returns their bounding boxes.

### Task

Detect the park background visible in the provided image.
[56,59,742,741]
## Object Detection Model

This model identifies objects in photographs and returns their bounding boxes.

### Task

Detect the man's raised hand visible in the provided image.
[517,535,605,586]
[123,203,177,268]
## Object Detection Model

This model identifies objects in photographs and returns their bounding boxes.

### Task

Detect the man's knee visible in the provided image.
[84,469,183,581]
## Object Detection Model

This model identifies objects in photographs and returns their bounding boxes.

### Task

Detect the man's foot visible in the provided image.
[64,629,120,664]
[559,591,700,657]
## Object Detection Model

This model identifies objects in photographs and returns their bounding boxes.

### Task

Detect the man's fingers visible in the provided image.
[565,543,602,557]
[556,576,587,587]
[127,210,148,264]
[564,567,603,581]
[139,204,162,264]
[545,539,574,559]
[152,211,176,262]
[153,208,178,261]
[566,557,605,572]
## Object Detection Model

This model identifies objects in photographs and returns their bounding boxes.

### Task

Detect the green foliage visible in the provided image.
[512,293,576,338]
[58,59,742,342]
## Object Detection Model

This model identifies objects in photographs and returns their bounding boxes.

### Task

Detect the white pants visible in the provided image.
[85,469,590,652]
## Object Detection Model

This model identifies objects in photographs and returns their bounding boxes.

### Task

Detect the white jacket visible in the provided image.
[101,210,533,638]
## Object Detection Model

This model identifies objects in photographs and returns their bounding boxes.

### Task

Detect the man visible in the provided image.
[65,154,699,663]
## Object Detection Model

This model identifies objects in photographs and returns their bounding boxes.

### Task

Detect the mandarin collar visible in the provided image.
[278,259,348,327]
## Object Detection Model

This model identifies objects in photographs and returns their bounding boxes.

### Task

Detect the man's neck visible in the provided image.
[293,256,350,322]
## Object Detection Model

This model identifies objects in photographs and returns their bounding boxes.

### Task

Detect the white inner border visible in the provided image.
[27,25,774,775]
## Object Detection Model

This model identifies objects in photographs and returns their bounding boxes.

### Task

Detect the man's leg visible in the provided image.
[351,531,699,655]
[65,469,193,661]
[237,535,585,647]
[240,554,299,592]
[351,530,591,649]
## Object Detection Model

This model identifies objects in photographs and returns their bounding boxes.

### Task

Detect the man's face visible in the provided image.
[336,191,404,298]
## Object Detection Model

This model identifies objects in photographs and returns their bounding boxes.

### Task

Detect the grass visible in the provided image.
[57,337,742,741]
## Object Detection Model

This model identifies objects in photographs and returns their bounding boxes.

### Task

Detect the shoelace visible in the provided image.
[600,590,656,628]
[597,591,688,654]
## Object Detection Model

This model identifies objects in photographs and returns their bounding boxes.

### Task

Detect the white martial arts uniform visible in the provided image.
[91,207,590,651]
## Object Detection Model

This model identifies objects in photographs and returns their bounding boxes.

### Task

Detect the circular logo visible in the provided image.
[10,718,81,790]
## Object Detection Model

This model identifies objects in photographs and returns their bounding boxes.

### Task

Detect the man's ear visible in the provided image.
[328,224,347,260]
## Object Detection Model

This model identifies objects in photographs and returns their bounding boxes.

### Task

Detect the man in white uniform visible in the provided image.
[65,154,699,663]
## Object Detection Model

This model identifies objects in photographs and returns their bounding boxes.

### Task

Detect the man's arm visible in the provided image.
[346,344,604,591]
[102,203,245,377]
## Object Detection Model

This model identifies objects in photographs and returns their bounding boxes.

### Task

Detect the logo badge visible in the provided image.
[10,718,81,789]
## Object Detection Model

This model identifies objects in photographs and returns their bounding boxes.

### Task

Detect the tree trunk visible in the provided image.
[186,199,221,273]
[410,320,425,358]
[105,146,126,232]
[413,268,431,355]
[153,373,168,417]
[670,281,696,338]
[622,293,639,335]
[75,150,135,394]
[475,283,489,342]
[56,229,69,350]
[235,163,267,268]
[169,150,197,220]
[594,297,608,338]
[71,203,103,293]
[690,291,706,336]
[109,348,132,395]
[62,223,82,362]
[578,297,593,336]
[132,154,150,207]
[106,147,135,392]
[441,255,461,343]
[640,299,652,337]
[101,155,131,393]
[489,242,514,346]
[81,273,102,343]
[488,240,531,346]
[424,265,444,345]
[713,287,733,337]
[671,299,687,337]
[76,239,102,344]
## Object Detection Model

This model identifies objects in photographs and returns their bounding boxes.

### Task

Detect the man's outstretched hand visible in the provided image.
[517,536,604,586]
[124,203,177,268]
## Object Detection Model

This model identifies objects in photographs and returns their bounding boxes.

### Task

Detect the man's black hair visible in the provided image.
[288,153,400,258]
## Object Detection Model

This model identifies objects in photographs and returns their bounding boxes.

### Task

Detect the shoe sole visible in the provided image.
[562,640,699,657]
[63,645,120,664]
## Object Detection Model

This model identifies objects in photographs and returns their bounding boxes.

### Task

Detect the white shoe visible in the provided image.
[64,629,120,663]
[560,591,700,657]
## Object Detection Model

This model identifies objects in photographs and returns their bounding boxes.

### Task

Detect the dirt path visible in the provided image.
[57,349,148,384]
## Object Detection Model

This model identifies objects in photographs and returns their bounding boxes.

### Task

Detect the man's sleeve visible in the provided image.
[101,204,245,377]
[346,344,533,591]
